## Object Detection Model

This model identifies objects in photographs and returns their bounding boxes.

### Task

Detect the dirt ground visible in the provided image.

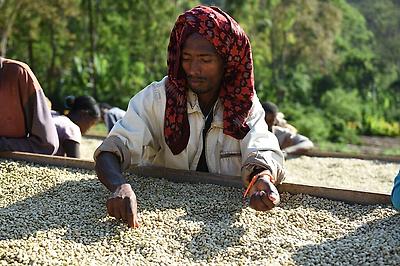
[80,136,103,161]
[344,136,400,155]
[80,136,399,194]
[284,156,398,194]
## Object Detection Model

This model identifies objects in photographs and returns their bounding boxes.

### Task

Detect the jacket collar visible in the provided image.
[187,89,223,127]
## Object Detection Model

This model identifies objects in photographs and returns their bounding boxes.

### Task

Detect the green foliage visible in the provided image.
[280,104,331,143]
[320,88,362,142]
[320,88,362,123]
[1,0,399,144]
[364,117,400,136]
[86,122,107,136]
[281,88,365,143]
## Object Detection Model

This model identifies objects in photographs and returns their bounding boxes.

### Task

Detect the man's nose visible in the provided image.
[188,59,202,75]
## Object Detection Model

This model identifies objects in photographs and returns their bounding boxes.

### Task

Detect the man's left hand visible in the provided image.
[248,172,280,211]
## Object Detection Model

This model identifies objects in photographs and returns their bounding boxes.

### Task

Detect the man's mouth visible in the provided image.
[187,77,206,85]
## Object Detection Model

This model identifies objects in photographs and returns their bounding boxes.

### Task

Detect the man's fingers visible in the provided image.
[105,184,139,228]
[264,181,280,205]
[124,197,136,228]
[120,202,128,222]
[250,191,272,211]
[107,197,123,219]
[260,191,277,209]
[267,190,280,205]
[254,178,280,206]
[106,198,116,217]
[254,177,272,192]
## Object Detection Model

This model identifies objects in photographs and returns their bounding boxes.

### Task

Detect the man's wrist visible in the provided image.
[258,172,275,184]
[248,167,273,182]
[111,181,130,192]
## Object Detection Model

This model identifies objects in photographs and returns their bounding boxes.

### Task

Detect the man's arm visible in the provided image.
[95,151,139,228]
[240,98,286,211]
[282,137,314,154]
[95,151,127,191]
[93,82,164,227]
[63,140,80,158]
[274,126,314,154]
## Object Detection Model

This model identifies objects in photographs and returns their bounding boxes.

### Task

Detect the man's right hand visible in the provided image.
[106,183,140,228]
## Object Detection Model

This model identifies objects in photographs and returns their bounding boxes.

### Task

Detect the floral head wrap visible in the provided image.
[165,5,254,155]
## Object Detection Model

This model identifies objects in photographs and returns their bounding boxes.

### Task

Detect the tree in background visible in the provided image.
[3,0,82,111]
[349,0,400,129]
[2,0,198,110]
[1,0,399,142]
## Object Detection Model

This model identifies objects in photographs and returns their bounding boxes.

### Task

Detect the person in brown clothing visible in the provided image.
[0,57,59,154]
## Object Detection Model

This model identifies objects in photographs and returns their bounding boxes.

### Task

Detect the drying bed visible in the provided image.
[0,158,399,265]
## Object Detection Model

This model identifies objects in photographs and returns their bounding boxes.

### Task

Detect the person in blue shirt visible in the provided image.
[391,169,400,210]
[99,103,126,133]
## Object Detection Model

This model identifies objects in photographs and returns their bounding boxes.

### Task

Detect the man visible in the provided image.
[99,103,126,133]
[276,111,298,135]
[262,102,314,155]
[52,95,100,158]
[0,57,58,154]
[94,6,285,228]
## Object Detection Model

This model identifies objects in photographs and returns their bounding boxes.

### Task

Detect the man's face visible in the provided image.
[265,113,276,131]
[181,33,224,95]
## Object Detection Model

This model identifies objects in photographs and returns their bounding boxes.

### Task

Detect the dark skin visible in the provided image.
[95,33,280,228]
[181,33,224,115]
[265,112,277,132]
[96,152,139,228]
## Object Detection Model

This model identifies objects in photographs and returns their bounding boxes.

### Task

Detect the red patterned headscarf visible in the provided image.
[165,5,255,155]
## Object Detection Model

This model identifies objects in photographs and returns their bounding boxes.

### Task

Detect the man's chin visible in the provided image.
[190,86,208,94]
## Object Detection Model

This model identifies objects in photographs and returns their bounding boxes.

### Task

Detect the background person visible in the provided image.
[52,95,100,158]
[276,111,298,134]
[0,57,58,154]
[94,5,286,228]
[262,101,314,155]
[99,103,126,133]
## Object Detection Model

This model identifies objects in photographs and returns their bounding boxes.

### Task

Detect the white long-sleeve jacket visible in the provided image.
[94,77,285,185]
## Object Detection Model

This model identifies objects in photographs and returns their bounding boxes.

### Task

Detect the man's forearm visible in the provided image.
[283,140,314,154]
[95,152,128,192]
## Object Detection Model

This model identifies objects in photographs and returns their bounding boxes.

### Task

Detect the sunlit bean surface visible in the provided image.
[0,159,398,265]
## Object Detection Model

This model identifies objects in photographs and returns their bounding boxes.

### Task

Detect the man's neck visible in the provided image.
[198,94,218,116]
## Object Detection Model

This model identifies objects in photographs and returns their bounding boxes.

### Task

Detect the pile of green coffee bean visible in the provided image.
[0,159,398,265]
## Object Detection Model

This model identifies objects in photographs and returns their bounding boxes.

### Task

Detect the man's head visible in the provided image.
[66,95,101,134]
[164,5,255,155]
[99,102,112,120]
[181,33,224,97]
[262,102,278,131]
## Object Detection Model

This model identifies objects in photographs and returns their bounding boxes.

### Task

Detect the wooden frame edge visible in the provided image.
[0,151,391,205]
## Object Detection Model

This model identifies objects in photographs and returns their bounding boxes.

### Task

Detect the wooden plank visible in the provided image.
[129,165,243,188]
[0,151,94,170]
[296,149,400,163]
[0,151,391,205]
[130,166,391,205]
[278,183,391,205]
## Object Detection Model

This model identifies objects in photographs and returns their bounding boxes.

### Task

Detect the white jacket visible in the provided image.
[95,77,285,185]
